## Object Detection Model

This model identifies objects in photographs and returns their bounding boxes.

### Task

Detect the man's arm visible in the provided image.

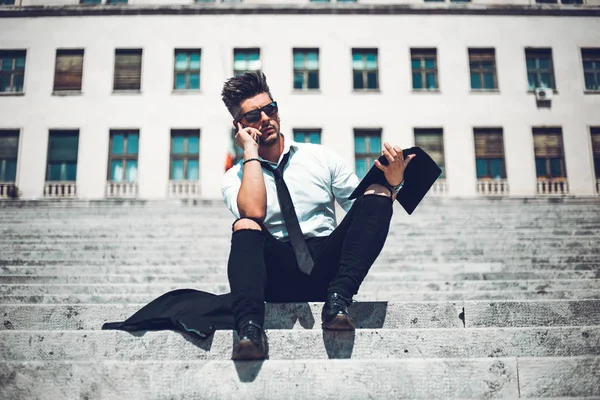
[235,123,267,221]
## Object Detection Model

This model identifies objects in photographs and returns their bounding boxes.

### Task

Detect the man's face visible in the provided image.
[238,92,281,146]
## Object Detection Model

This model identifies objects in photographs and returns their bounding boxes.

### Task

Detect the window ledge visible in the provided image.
[52,91,82,96]
[527,89,558,95]
[352,89,381,94]
[172,90,202,95]
[112,90,142,95]
[412,89,441,94]
[292,89,321,94]
[470,89,500,94]
[0,92,25,97]
[584,90,600,95]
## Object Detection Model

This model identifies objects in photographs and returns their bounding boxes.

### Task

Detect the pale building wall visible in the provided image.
[0,5,599,199]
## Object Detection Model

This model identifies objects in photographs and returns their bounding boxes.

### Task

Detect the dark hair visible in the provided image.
[221,70,273,120]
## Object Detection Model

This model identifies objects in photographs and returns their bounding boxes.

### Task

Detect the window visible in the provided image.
[293,129,321,144]
[47,130,79,182]
[474,128,506,179]
[591,128,600,179]
[80,0,128,3]
[230,128,244,166]
[174,49,201,91]
[414,128,445,178]
[582,48,600,91]
[525,48,555,90]
[80,0,101,3]
[0,130,18,182]
[108,130,138,182]
[53,49,84,92]
[533,128,566,178]
[411,48,438,90]
[536,0,583,3]
[354,129,381,179]
[107,0,128,3]
[352,49,378,90]
[293,49,319,90]
[113,49,142,91]
[469,48,498,90]
[0,50,25,93]
[170,130,200,181]
[0,0,15,4]
[234,49,260,76]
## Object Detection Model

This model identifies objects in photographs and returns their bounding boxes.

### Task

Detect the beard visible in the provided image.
[259,129,280,147]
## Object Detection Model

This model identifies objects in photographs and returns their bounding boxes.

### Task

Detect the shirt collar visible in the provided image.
[261,134,299,167]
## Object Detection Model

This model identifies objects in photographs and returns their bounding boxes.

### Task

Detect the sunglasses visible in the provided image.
[237,101,278,123]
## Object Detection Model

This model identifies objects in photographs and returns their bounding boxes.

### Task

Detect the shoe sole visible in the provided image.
[322,314,356,331]
[231,339,268,361]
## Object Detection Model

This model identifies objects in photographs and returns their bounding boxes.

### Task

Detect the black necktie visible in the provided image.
[261,152,315,275]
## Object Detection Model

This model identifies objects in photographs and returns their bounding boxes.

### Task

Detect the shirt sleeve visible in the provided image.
[221,164,243,219]
[327,147,360,212]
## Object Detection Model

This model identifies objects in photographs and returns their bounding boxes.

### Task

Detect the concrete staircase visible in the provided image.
[1,197,599,399]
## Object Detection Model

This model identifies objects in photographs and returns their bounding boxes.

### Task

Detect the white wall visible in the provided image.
[0,12,599,199]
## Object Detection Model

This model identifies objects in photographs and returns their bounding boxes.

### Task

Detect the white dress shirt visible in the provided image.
[222,135,360,240]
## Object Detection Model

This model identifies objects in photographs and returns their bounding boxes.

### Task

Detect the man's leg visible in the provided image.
[227,218,269,360]
[312,184,394,329]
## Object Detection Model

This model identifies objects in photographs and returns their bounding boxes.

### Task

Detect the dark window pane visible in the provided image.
[412,73,422,89]
[483,73,495,89]
[294,132,305,142]
[110,160,123,181]
[424,59,436,69]
[187,159,199,180]
[471,73,481,89]
[172,136,185,154]
[127,134,139,155]
[13,74,24,91]
[309,132,320,144]
[411,59,420,70]
[425,73,436,89]
[112,134,124,155]
[535,158,547,177]
[594,157,600,178]
[355,159,368,179]
[188,136,199,154]
[489,159,504,178]
[550,158,562,177]
[189,73,200,90]
[125,160,137,181]
[539,58,550,69]
[354,136,366,154]
[65,162,77,181]
[367,72,377,89]
[4,160,17,181]
[307,71,319,89]
[527,73,537,90]
[585,73,597,90]
[171,160,184,180]
[294,72,304,89]
[353,71,364,89]
[476,159,488,178]
[175,73,186,90]
[370,136,381,152]
[539,73,552,88]
[47,163,62,181]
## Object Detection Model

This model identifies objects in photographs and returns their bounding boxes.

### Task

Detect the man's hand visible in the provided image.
[235,122,262,153]
[374,143,416,186]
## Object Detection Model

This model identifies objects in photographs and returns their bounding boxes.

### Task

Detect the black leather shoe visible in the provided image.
[231,320,269,361]
[321,292,355,331]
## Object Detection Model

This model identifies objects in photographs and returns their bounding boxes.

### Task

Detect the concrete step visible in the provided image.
[2,280,600,296]
[2,300,599,330]
[4,290,600,304]
[2,270,599,284]
[1,357,599,399]
[1,326,599,361]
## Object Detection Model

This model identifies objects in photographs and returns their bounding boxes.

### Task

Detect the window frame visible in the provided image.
[411,48,439,91]
[293,129,322,144]
[53,48,84,93]
[173,49,201,91]
[113,48,143,92]
[532,127,566,179]
[107,130,139,182]
[468,48,498,91]
[293,48,320,90]
[414,128,446,179]
[46,130,79,182]
[525,48,556,91]
[582,48,600,92]
[0,50,26,94]
[354,129,382,178]
[0,129,19,182]
[233,48,261,76]
[473,128,506,179]
[352,48,379,91]
[170,129,200,181]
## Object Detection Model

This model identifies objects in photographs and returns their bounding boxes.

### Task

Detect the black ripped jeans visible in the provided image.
[227,194,393,329]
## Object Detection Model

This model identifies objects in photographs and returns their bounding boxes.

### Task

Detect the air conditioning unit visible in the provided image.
[535,88,553,101]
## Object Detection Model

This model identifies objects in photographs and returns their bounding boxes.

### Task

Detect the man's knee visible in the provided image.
[232,218,263,232]
[363,183,392,197]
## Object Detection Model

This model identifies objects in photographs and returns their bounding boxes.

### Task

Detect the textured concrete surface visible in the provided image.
[0,358,520,400]
[1,327,598,361]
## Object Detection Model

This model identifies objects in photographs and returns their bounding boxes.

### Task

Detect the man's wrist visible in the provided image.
[383,179,404,195]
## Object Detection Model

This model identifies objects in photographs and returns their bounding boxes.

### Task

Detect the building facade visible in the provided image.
[0,0,599,200]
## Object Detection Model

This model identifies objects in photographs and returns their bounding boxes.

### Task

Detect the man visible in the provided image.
[221,70,414,360]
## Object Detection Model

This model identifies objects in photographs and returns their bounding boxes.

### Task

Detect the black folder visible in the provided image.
[349,146,442,215]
